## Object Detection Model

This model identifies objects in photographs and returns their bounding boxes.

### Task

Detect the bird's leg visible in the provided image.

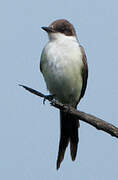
[43,94,55,104]
[65,104,72,113]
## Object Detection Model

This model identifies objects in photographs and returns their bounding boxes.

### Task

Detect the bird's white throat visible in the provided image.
[48,32,78,42]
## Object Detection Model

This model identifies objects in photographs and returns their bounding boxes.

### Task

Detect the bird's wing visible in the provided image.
[79,45,88,101]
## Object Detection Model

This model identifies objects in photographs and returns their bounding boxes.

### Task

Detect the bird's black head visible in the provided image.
[42,19,77,37]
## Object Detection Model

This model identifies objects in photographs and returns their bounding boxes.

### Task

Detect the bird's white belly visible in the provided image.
[41,41,83,106]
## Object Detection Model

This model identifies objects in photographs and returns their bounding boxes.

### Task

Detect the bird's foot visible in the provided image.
[43,94,55,104]
[65,104,72,113]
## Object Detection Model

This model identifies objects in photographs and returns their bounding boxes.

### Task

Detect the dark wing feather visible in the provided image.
[40,62,42,73]
[79,45,88,100]
[40,56,43,73]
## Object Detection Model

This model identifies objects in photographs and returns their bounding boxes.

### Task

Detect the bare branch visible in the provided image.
[19,84,118,138]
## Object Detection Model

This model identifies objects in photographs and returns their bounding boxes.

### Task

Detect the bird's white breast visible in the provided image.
[41,34,83,106]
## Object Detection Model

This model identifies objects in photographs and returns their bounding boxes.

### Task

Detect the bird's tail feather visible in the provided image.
[56,110,79,170]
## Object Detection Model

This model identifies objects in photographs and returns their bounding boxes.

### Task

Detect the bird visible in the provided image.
[40,19,88,169]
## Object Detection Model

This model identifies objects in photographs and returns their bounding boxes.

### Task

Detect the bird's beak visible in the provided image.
[41,26,55,33]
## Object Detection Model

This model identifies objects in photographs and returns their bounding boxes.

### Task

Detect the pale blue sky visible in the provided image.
[0,0,118,179]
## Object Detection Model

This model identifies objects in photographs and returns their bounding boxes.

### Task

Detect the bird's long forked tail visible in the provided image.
[57,110,79,170]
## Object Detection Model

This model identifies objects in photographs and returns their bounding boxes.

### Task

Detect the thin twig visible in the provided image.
[19,84,118,138]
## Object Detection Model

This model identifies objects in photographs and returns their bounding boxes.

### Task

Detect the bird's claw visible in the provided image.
[65,104,72,113]
[43,95,55,105]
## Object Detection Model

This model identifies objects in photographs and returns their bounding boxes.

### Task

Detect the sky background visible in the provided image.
[0,0,118,179]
